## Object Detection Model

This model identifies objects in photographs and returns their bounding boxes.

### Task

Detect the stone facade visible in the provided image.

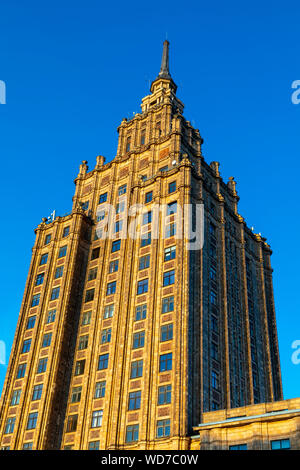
[0,41,284,450]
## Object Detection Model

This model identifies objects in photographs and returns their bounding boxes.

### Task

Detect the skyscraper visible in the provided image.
[0,41,282,450]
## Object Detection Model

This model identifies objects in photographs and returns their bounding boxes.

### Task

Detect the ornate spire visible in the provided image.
[158,40,171,79]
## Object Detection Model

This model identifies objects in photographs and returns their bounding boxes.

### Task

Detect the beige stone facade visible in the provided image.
[0,41,286,450]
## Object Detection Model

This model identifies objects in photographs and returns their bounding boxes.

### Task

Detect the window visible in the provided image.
[88,267,97,281]
[46,309,56,324]
[139,255,150,270]
[37,358,47,374]
[212,371,219,390]
[137,279,148,295]
[82,311,92,325]
[126,137,131,152]
[160,324,173,342]
[26,316,36,330]
[111,240,121,252]
[42,333,52,348]
[210,290,217,305]
[91,247,100,260]
[162,296,174,313]
[31,294,40,307]
[135,304,147,321]
[167,201,177,215]
[158,385,171,405]
[78,335,89,350]
[40,253,48,265]
[4,417,16,434]
[27,412,38,430]
[271,439,290,450]
[160,165,168,172]
[35,273,44,286]
[88,441,100,450]
[11,390,21,406]
[140,129,146,145]
[211,342,218,360]
[98,354,109,370]
[163,270,175,287]
[44,234,51,245]
[97,210,105,222]
[32,384,43,401]
[58,245,67,258]
[55,266,64,279]
[71,386,82,403]
[85,288,95,302]
[209,222,216,236]
[133,331,145,349]
[104,304,114,319]
[91,410,103,428]
[81,201,89,211]
[157,419,170,438]
[142,211,152,225]
[116,200,125,214]
[164,246,176,261]
[21,339,31,354]
[165,222,176,238]
[23,443,33,450]
[210,267,217,281]
[159,353,172,372]
[95,381,106,399]
[66,414,78,433]
[229,444,248,450]
[128,391,141,410]
[50,287,60,300]
[126,424,139,443]
[140,232,151,247]
[63,226,70,238]
[106,281,116,295]
[101,328,111,344]
[211,316,218,333]
[17,363,26,379]
[130,360,143,378]
[169,181,176,193]
[99,193,107,204]
[109,260,119,273]
[118,184,127,196]
[74,360,85,376]
[114,220,123,233]
[210,244,216,258]
[145,191,153,203]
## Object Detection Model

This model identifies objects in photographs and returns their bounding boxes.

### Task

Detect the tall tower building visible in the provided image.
[0,41,282,450]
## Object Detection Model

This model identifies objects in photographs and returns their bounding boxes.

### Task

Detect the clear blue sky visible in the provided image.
[0,0,299,400]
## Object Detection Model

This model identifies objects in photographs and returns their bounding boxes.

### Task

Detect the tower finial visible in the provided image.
[158,40,171,79]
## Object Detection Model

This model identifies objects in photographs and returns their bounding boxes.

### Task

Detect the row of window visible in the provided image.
[229,439,290,450]
[44,226,70,246]
[16,356,48,379]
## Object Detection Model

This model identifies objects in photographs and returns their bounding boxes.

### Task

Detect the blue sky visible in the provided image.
[0,0,299,400]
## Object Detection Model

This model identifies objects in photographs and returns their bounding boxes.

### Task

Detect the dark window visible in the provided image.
[135,304,147,321]
[160,324,173,342]
[17,363,26,378]
[58,245,67,258]
[210,290,217,305]
[104,304,114,318]
[44,234,51,245]
[71,386,82,403]
[99,192,107,204]
[27,412,38,430]
[162,296,174,313]
[164,246,176,261]
[88,267,97,281]
[26,316,36,329]
[88,441,100,450]
[23,443,33,450]
[109,260,119,273]
[4,417,15,434]
[32,384,43,401]
[55,266,64,279]
[40,253,48,265]
[271,439,290,450]
[158,385,171,405]
[163,270,175,287]
[128,391,141,410]
[210,267,217,281]
[118,184,127,196]
[140,232,151,247]
[95,381,106,399]
[130,360,143,378]
[133,331,145,349]
[35,273,44,286]
[126,137,131,152]
[145,191,153,203]
[114,220,123,233]
[91,247,100,260]
[211,342,218,360]
[212,371,219,389]
[211,316,218,333]
[111,240,121,252]
[159,353,172,372]
[126,424,139,443]
[98,354,109,370]
[91,410,103,428]
[81,201,89,211]
[66,415,78,433]
[209,222,216,236]
[157,419,170,438]
[106,281,116,295]
[50,287,60,300]
[11,390,21,406]
[85,288,95,302]
[101,328,111,344]
[169,181,176,193]
[140,129,146,145]
[82,311,92,325]
[137,279,148,295]
[74,360,85,376]
[42,333,52,348]
[229,444,248,450]
[37,358,47,374]
[139,255,150,270]
[78,335,89,350]
[31,294,40,307]
[63,226,70,237]
[21,339,31,353]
